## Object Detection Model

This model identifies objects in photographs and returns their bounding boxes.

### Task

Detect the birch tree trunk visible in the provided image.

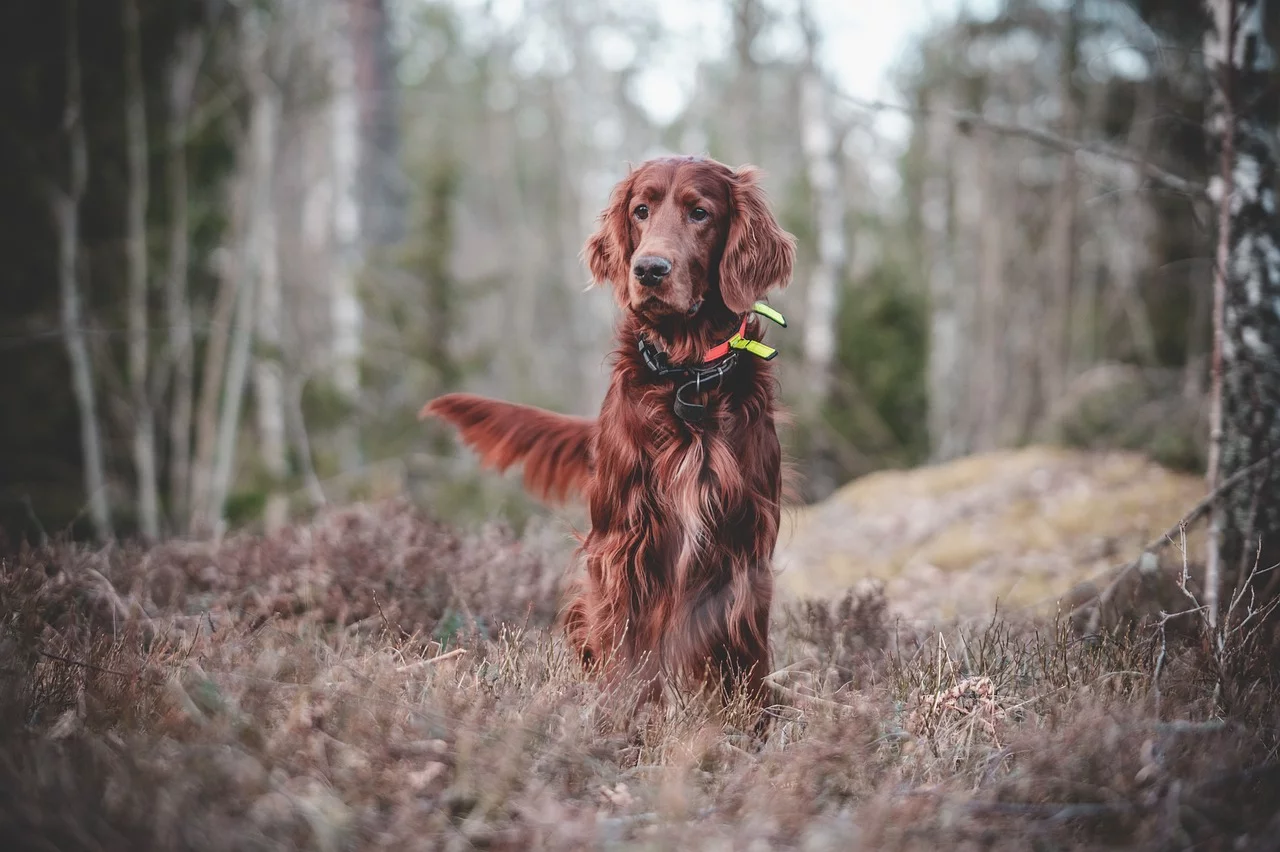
[1203,0,1280,624]
[122,0,159,539]
[53,0,113,542]
[165,31,203,532]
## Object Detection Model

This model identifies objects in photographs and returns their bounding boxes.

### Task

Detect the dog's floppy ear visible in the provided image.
[583,168,637,301]
[719,166,796,314]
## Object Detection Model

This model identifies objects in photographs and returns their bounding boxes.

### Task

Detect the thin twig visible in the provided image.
[37,650,163,685]
[763,675,863,717]
[396,648,467,672]
[372,590,410,641]
[179,617,202,666]
[1153,606,1204,713]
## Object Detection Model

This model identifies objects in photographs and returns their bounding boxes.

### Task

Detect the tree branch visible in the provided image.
[1073,444,1280,631]
[836,93,1207,201]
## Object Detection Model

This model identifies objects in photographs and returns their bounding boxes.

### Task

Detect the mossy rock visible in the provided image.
[775,445,1206,622]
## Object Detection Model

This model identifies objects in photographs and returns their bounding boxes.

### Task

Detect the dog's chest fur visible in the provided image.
[644,410,746,591]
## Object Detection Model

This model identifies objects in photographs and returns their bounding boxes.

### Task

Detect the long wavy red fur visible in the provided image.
[419,394,594,505]
[422,157,795,725]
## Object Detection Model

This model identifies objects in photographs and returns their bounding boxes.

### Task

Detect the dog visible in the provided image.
[421,156,795,723]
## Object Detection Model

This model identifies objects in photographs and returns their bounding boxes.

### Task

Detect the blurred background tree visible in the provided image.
[0,0,1273,544]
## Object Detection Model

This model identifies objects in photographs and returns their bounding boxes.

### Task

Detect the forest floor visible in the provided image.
[2,449,1278,850]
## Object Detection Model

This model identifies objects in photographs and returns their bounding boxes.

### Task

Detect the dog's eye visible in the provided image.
[690,207,709,222]
[634,205,649,221]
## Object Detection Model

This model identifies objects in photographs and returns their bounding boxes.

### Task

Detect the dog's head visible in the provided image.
[584,157,795,327]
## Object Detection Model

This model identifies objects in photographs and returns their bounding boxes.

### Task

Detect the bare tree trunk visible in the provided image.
[53,0,112,542]
[1042,0,1082,405]
[329,0,364,474]
[253,140,287,532]
[286,376,327,509]
[729,0,764,164]
[924,91,969,462]
[164,31,203,533]
[925,90,1006,459]
[494,110,539,397]
[796,2,846,497]
[544,64,594,411]
[974,149,1008,450]
[798,7,843,415]
[188,243,239,533]
[207,66,280,537]
[798,87,842,404]
[122,0,159,540]
[347,0,405,248]
[207,247,257,538]
[1204,0,1280,623]
[1105,86,1161,369]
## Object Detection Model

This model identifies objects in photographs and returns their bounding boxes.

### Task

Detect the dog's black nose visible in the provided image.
[633,256,672,287]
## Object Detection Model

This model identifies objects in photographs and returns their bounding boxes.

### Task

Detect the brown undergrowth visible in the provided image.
[1,501,1278,850]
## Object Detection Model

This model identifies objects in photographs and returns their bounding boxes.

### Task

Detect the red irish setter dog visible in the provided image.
[421,156,795,723]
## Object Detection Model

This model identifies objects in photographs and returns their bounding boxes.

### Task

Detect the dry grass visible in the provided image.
[2,500,1278,851]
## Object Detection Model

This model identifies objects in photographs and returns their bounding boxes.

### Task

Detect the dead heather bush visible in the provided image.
[0,502,1278,850]
[6,500,565,643]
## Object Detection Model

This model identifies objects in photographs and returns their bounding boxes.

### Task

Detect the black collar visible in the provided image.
[635,302,787,423]
[637,335,739,423]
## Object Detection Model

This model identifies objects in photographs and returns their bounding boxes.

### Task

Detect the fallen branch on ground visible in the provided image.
[396,648,467,672]
[1071,446,1280,633]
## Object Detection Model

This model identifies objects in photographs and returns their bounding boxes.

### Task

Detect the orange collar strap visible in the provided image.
[702,302,787,363]
[702,314,750,362]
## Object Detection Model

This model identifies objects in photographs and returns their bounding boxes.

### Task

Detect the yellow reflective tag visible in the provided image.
[751,302,787,328]
[730,336,778,360]
[743,340,778,360]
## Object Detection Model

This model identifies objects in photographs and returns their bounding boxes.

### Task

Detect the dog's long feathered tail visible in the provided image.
[420,393,595,505]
